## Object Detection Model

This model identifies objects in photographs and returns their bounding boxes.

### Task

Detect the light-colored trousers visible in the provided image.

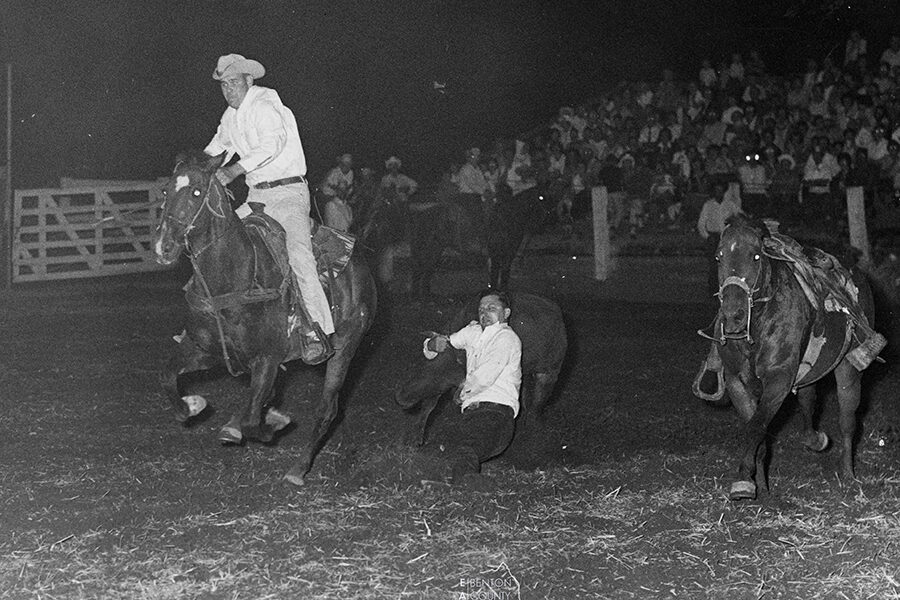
[236,182,335,335]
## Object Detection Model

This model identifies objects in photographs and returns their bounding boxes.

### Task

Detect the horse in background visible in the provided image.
[390,183,554,297]
[154,151,377,486]
[706,215,884,501]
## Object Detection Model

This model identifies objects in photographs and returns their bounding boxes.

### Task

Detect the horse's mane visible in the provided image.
[174,150,224,173]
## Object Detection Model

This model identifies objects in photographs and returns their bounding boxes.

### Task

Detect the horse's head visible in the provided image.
[716,215,771,340]
[154,151,227,265]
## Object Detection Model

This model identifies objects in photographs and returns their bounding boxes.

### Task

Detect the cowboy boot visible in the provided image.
[300,321,334,365]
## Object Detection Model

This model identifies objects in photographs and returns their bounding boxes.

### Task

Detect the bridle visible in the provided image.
[715,235,771,343]
[159,167,252,377]
[160,172,233,258]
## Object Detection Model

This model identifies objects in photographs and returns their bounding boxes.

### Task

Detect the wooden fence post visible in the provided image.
[2,63,11,290]
[592,185,610,281]
[845,186,870,264]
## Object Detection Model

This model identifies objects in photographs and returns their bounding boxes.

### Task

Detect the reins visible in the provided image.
[171,173,280,376]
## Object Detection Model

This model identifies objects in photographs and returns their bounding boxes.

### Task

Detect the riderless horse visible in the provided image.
[154,151,377,486]
[697,215,884,500]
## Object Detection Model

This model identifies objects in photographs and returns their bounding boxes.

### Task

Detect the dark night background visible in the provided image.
[1,0,897,188]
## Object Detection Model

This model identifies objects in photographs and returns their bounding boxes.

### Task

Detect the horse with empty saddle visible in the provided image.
[693,215,886,500]
[154,151,377,486]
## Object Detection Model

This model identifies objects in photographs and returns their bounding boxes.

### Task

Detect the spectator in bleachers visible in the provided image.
[567,161,591,221]
[426,27,900,248]
[638,111,662,146]
[769,153,801,220]
[873,62,894,93]
[879,35,900,69]
[738,150,770,216]
[705,145,734,180]
[803,137,841,223]
[597,154,626,233]
[699,59,717,89]
[878,140,900,182]
[649,161,679,227]
[625,153,655,236]
[656,69,680,112]
[699,109,727,152]
[808,84,830,117]
[786,77,807,108]
[868,126,890,162]
[803,59,819,96]
[844,30,868,69]
[746,51,767,77]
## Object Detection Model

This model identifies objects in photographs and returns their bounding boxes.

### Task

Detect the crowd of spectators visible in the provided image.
[429,31,900,239]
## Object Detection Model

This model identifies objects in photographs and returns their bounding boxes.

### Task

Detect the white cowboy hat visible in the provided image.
[212,54,265,80]
[385,156,402,168]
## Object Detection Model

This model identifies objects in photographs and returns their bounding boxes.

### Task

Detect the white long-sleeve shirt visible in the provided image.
[803,153,840,193]
[204,86,307,186]
[697,198,741,239]
[321,167,355,198]
[423,321,522,416]
[456,163,488,195]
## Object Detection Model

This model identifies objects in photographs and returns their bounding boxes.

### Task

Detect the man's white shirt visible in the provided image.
[204,86,307,186]
[423,322,522,416]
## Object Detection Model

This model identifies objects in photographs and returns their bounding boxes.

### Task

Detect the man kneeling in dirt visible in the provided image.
[424,290,522,484]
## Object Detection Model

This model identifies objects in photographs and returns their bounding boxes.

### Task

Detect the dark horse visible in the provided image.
[154,151,377,486]
[711,215,883,501]
[405,185,554,296]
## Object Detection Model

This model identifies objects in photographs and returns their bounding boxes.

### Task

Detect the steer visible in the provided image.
[396,292,567,445]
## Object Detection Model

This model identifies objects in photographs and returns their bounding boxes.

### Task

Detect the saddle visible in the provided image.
[693,231,886,403]
[242,204,355,333]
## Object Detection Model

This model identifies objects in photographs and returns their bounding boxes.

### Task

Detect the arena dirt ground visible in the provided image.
[2,247,900,599]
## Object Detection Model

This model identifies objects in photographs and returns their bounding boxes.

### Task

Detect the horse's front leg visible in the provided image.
[161,335,219,423]
[219,356,283,445]
[724,371,757,423]
[730,372,793,501]
[834,358,862,480]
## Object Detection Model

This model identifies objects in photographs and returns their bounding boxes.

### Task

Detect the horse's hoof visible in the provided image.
[729,480,757,501]
[218,425,243,445]
[804,431,829,453]
[283,471,306,487]
[182,394,208,417]
[264,408,291,432]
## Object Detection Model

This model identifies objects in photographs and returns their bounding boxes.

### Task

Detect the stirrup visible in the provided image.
[692,343,725,403]
[300,322,334,365]
[845,333,887,371]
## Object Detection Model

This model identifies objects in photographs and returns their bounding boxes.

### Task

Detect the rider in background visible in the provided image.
[375,156,418,286]
[321,153,355,204]
[203,53,334,362]
[454,147,491,252]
